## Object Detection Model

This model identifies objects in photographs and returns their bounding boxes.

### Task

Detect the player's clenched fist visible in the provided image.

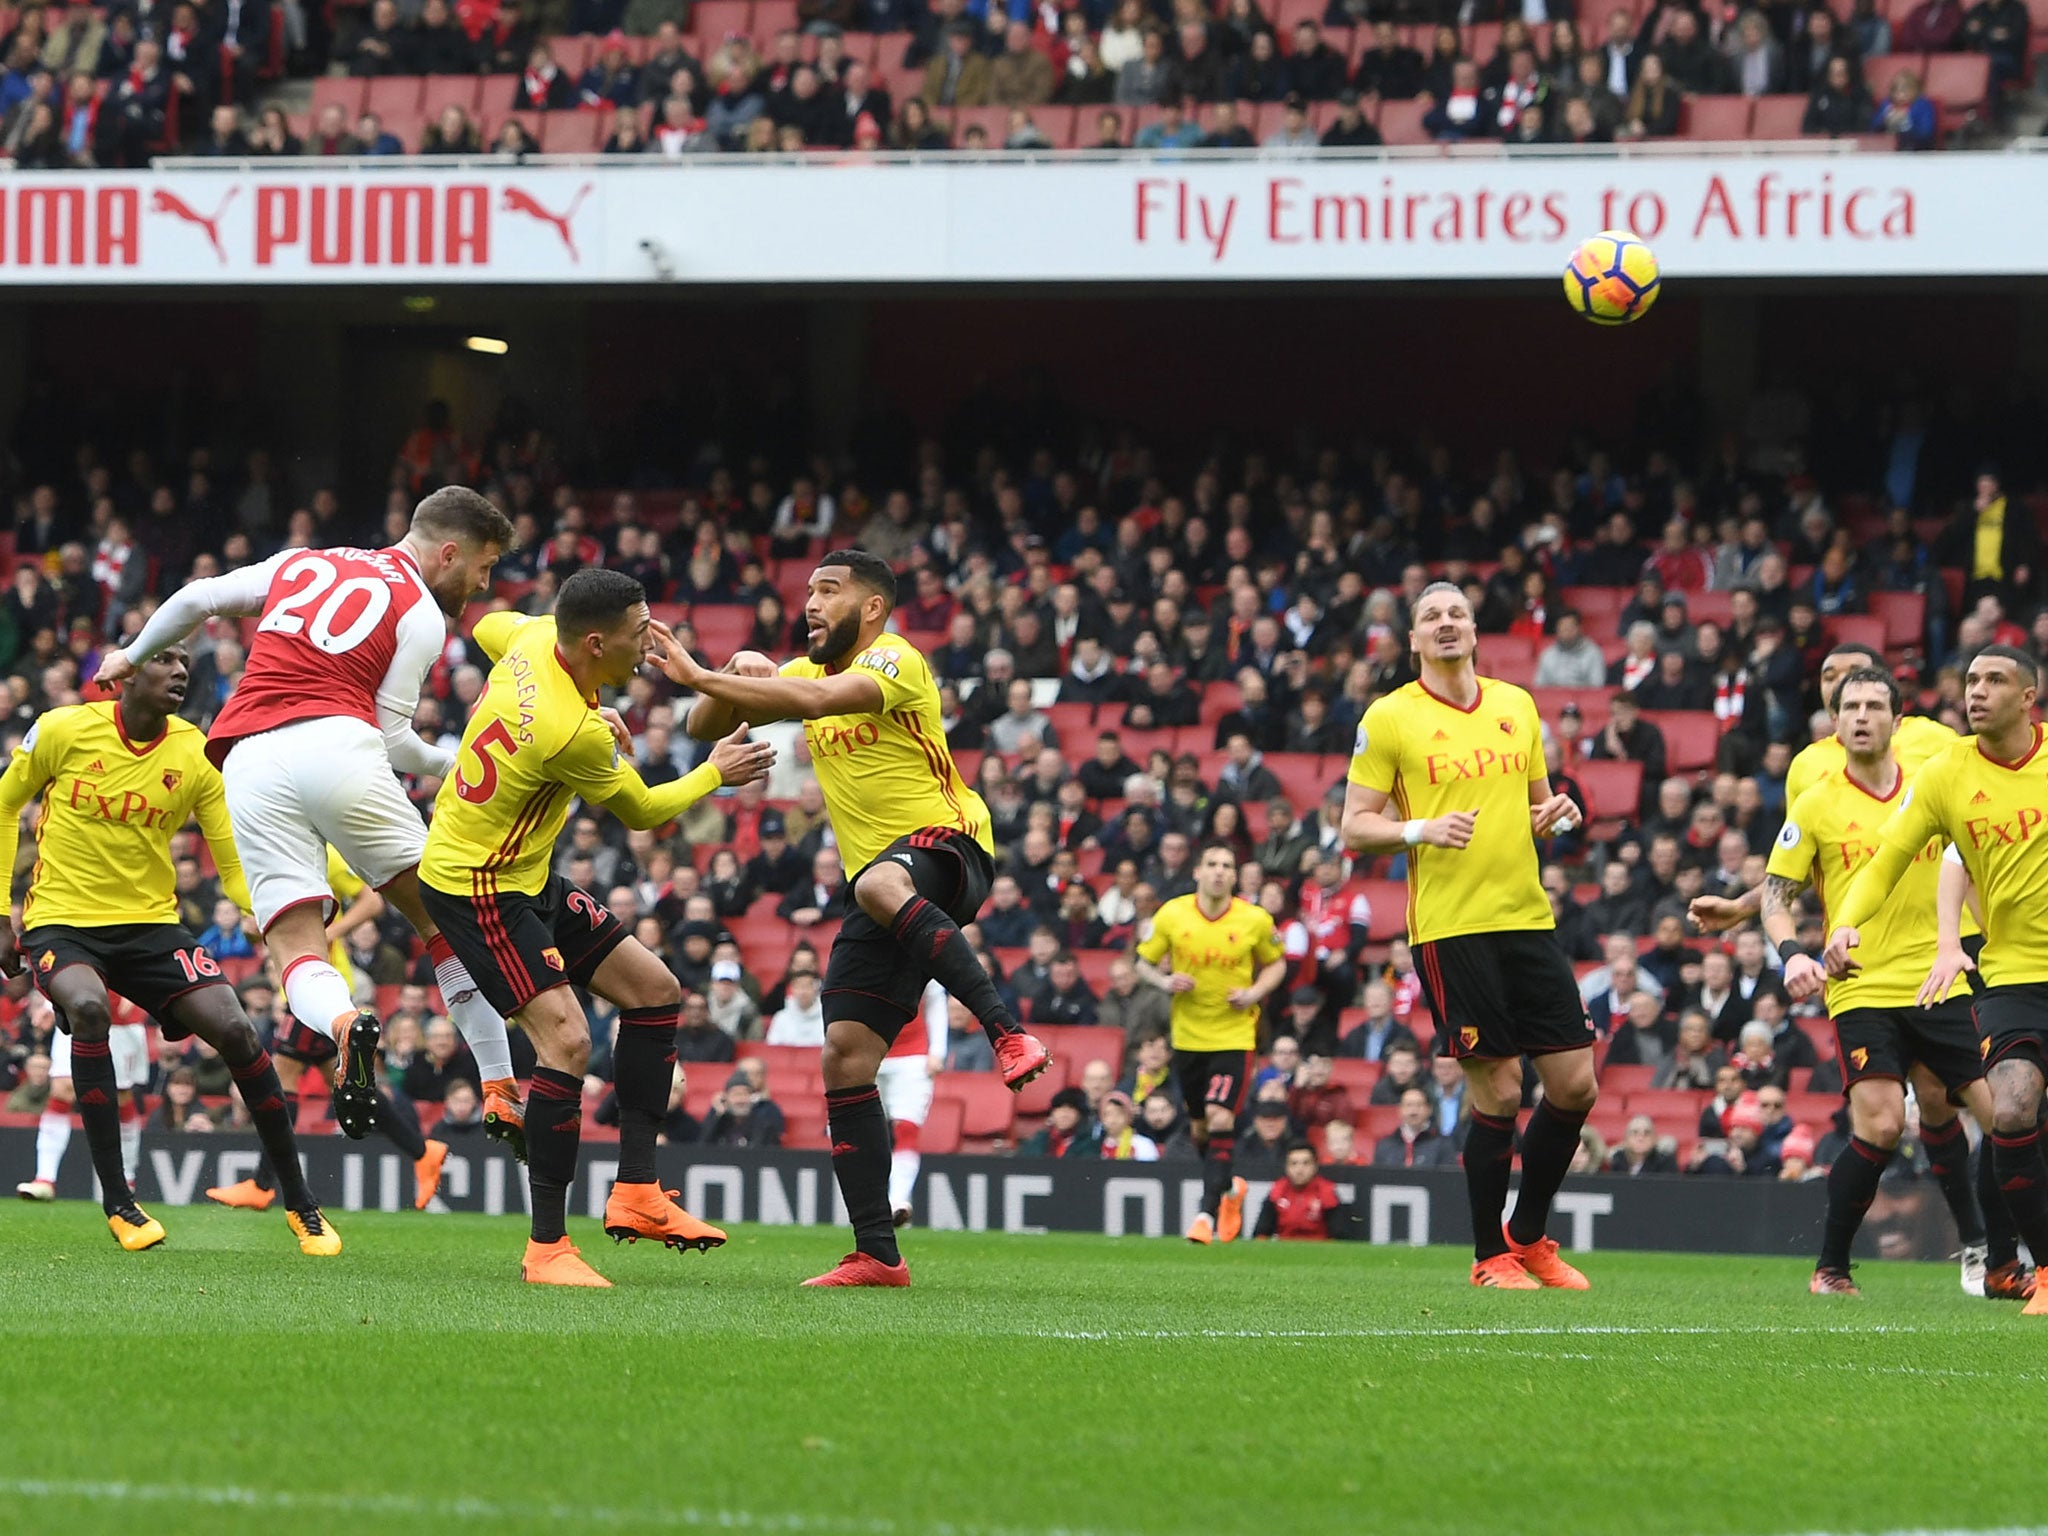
[707,725,775,787]
[1422,811,1477,849]
[724,650,779,678]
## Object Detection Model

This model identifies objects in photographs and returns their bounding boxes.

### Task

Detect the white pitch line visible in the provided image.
[0,1479,1127,1536]
[1028,1323,1940,1341]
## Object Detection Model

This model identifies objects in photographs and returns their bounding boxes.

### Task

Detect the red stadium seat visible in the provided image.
[364,74,424,119]
[1750,93,1808,138]
[1859,52,1923,101]
[1574,759,1644,826]
[1376,98,1431,144]
[1013,1055,1071,1115]
[1823,615,1887,657]
[420,74,480,118]
[1680,94,1753,139]
[1626,1088,1709,1121]
[312,75,366,120]
[1355,1104,1403,1143]
[1600,1063,1656,1094]
[1922,51,1989,132]
[1356,879,1409,942]
[1263,752,1336,810]
[780,1101,829,1149]
[1036,1024,1126,1073]
[938,1074,1016,1140]
[1326,1057,1381,1097]
[1111,726,1181,765]
[476,75,517,117]
[1639,710,1720,773]
[921,1095,965,1154]
[540,112,604,152]
[687,605,753,661]
[1869,591,1925,652]
[737,1042,821,1075]
[753,0,800,42]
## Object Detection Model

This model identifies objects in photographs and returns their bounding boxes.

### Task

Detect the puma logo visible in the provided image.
[150,187,238,264]
[499,184,592,261]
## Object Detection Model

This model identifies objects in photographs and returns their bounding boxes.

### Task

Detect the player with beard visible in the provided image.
[672,549,1051,1288]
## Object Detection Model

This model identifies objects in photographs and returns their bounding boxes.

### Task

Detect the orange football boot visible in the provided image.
[1809,1267,1861,1296]
[205,1178,276,1211]
[802,1251,911,1287]
[1216,1177,1248,1243]
[1984,1261,2036,1302]
[1471,1252,1541,1289]
[602,1183,728,1252]
[412,1139,448,1210]
[1504,1229,1591,1289]
[481,1079,526,1162]
[1185,1212,1215,1245]
[521,1237,611,1287]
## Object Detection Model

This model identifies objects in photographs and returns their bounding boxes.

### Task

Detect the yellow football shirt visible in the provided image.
[1786,714,1955,807]
[421,613,721,898]
[0,702,251,929]
[1836,728,2048,988]
[1975,498,2006,581]
[779,634,991,877]
[1346,677,1553,944]
[326,844,366,985]
[1768,766,1957,1011]
[1135,893,1284,1052]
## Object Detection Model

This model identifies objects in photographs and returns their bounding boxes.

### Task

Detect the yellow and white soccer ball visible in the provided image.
[1563,229,1660,326]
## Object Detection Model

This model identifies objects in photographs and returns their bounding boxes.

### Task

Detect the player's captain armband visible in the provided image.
[854,646,902,680]
[1776,820,1802,850]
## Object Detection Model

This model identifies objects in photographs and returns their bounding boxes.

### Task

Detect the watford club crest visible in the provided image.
[542,947,565,972]
[1460,1026,1479,1051]
[1849,1047,1869,1071]
[38,950,53,973]
[1982,1037,1994,1060]
[1497,717,1515,735]
[161,770,183,793]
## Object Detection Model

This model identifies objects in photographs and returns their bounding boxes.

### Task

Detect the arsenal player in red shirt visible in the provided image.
[1253,1141,1355,1241]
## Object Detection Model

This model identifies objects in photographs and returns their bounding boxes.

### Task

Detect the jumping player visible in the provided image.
[1134,841,1287,1244]
[99,488,528,1156]
[418,568,774,1287]
[882,980,948,1227]
[1340,581,1596,1290]
[1762,666,2002,1296]
[672,548,1051,1288]
[1829,644,2048,1316]
[206,846,449,1212]
[0,647,338,1254]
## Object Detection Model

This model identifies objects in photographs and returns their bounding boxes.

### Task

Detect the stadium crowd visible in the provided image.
[0,374,2041,1192]
[0,0,2017,163]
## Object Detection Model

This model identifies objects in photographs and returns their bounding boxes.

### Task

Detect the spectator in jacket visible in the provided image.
[777,848,849,925]
[1605,1115,1679,1175]
[1424,58,1490,139]
[924,21,990,107]
[1657,9,1724,92]
[1373,1086,1458,1167]
[1286,20,1346,98]
[1725,9,1786,95]
[1803,54,1872,134]
[1225,30,1289,101]
[1320,88,1382,145]
[350,0,409,75]
[1534,611,1607,688]
[1355,21,1424,97]
[1019,1087,1102,1157]
[1870,64,1937,146]
[1114,26,1169,104]
[1584,691,1667,817]
[1338,982,1420,1062]
[1962,0,2030,89]
[412,0,475,73]
[1166,20,1226,102]
[702,1072,785,1147]
[1894,0,1964,51]
[991,20,1053,105]
[1938,468,2035,608]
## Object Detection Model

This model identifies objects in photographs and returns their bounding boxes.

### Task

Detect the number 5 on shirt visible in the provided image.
[455,719,519,804]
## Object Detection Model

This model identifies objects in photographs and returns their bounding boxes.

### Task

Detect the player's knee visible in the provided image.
[217,1017,262,1066]
[853,863,913,922]
[554,1034,591,1078]
[1991,1075,2039,1133]
[63,999,112,1040]
[1862,1104,1905,1147]
[1204,1103,1234,1135]
[1549,1076,1598,1115]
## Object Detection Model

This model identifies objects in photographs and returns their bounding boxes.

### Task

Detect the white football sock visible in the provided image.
[35,1109,71,1183]
[888,1149,920,1212]
[119,1107,140,1187]
[436,954,514,1082]
[283,957,357,1042]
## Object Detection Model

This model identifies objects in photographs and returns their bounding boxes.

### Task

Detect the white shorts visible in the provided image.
[49,1023,150,1089]
[877,1054,934,1127]
[223,716,427,930]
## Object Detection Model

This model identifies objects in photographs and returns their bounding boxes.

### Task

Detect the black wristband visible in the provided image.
[1776,938,1803,965]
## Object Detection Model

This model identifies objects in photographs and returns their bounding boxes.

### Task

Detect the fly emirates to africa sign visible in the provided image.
[0,152,2025,284]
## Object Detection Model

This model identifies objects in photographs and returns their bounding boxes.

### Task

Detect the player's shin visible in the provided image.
[524,1068,583,1244]
[428,935,516,1083]
[1920,1115,1986,1246]
[888,1119,921,1215]
[1989,1122,2048,1268]
[281,956,356,1042]
[1980,1121,2021,1270]
[67,1040,134,1211]
[1506,1099,1588,1246]
[1201,1130,1236,1218]
[229,1050,314,1208]
[887,897,1020,1039]
[612,1006,678,1184]
[34,1107,71,1183]
[1462,1109,1517,1261]
[826,1084,899,1265]
[373,1091,428,1161]
[1819,1136,1891,1272]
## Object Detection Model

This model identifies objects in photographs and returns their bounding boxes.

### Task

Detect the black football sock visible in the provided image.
[373,1090,428,1161]
[230,1051,312,1209]
[1201,1132,1236,1218]
[1819,1136,1892,1272]
[613,1005,678,1184]
[1920,1115,1985,1247]
[525,1068,583,1244]
[253,1090,297,1193]
[67,1038,132,1213]
[1979,1127,2020,1269]
[1990,1127,2048,1269]
[888,896,1020,1039]
[1462,1109,1517,1261]
[1507,1099,1588,1246]
[826,1084,899,1265]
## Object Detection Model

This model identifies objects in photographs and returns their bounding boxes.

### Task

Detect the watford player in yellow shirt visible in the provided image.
[673,549,1051,1289]
[1341,581,1595,1291]
[1761,666,2007,1298]
[0,647,337,1256]
[419,568,774,1288]
[1135,842,1286,1244]
[1831,645,2048,1316]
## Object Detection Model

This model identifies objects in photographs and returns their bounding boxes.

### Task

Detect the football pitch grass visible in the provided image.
[2,1206,2042,1536]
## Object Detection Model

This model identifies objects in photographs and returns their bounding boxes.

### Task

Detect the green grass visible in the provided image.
[0,1204,2040,1536]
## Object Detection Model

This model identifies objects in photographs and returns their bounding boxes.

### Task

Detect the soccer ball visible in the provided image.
[1563,230,1660,326]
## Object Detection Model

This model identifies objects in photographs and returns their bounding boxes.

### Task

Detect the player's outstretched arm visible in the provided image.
[0,723,57,974]
[97,554,284,685]
[1339,781,1475,855]
[1689,885,1762,934]
[192,770,255,916]
[580,724,777,831]
[656,623,883,738]
[681,650,782,740]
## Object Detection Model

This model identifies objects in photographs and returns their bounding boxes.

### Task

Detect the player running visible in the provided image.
[98,488,530,1157]
[672,548,1051,1289]
[206,847,449,1212]
[1829,644,2048,1316]
[418,568,774,1287]
[1134,841,1287,1244]
[881,981,949,1228]
[1340,581,1596,1290]
[0,647,338,1254]
[1761,666,2002,1297]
